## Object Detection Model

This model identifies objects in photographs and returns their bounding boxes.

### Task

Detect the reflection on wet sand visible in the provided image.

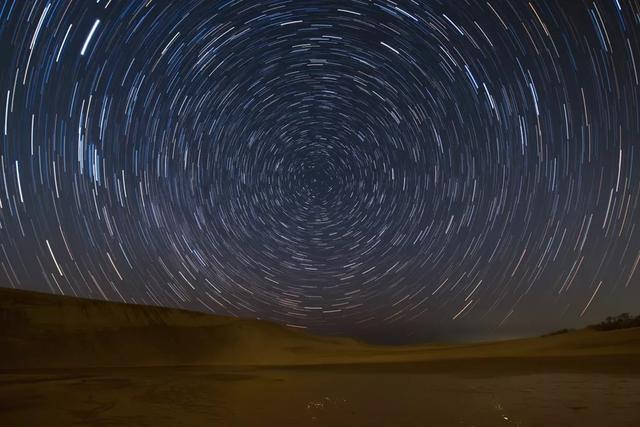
[1,367,639,426]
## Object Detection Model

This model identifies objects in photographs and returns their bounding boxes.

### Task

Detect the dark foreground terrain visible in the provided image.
[1,288,639,426]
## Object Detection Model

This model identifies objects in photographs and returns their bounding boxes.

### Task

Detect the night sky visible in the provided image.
[0,0,639,343]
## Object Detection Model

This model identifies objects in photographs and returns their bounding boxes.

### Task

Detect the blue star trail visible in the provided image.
[0,0,639,342]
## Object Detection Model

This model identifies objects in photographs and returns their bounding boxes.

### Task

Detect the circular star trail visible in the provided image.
[1,0,640,341]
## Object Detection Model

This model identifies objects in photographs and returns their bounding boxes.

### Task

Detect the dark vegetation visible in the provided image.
[544,313,640,337]
[543,328,575,336]
[587,313,640,331]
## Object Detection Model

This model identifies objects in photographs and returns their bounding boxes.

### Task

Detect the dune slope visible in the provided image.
[0,287,363,368]
[1,287,639,370]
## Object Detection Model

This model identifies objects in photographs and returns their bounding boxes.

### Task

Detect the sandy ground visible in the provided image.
[1,288,640,426]
[1,366,639,426]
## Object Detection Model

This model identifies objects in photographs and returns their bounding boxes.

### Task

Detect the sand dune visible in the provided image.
[2,288,640,426]
[1,287,639,370]
[0,287,365,368]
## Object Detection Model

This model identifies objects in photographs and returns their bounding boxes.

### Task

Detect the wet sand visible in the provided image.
[1,366,639,426]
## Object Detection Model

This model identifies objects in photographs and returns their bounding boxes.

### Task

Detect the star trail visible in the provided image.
[0,0,639,342]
